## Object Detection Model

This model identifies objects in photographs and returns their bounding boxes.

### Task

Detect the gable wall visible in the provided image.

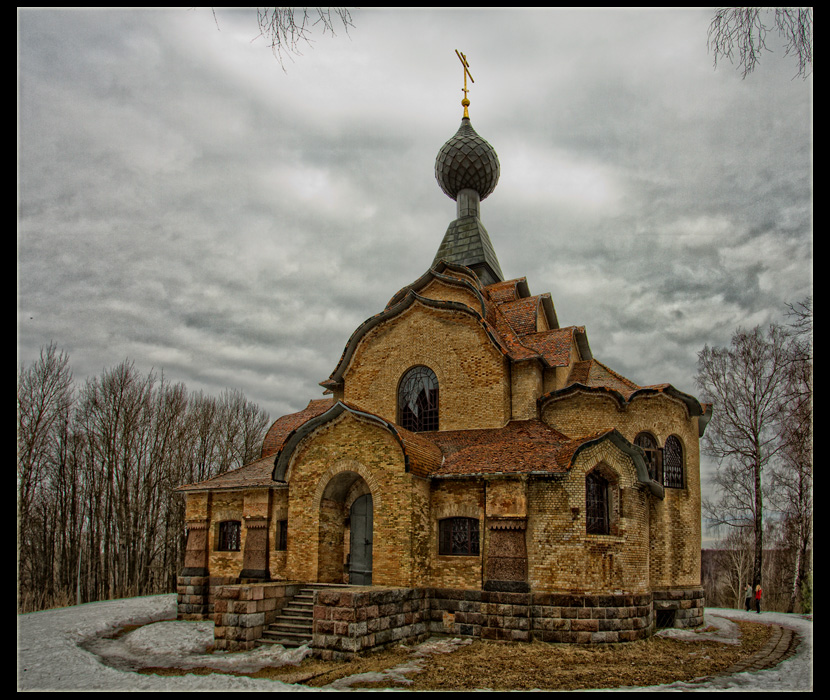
[418,277,482,310]
[283,412,429,587]
[342,303,511,430]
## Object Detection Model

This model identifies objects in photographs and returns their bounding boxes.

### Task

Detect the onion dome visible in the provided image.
[434,117,500,201]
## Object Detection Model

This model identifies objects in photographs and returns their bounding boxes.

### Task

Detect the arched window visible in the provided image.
[398,366,439,432]
[217,520,241,551]
[585,471,610,535]
[635,432,662,482]
[439,517,480,556]
[663,435,684,489]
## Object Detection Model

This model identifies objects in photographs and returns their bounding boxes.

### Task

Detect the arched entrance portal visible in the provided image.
[317,471,373,585]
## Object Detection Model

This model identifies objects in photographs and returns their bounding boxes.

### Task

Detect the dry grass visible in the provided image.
[139,620,773,691]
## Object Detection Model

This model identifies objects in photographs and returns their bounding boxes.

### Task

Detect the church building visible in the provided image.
[176,60,710,656]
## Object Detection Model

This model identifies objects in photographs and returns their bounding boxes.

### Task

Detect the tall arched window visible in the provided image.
[634,432,662,482]
[585,471,610,535]
[398,366,439,432]
[663,435,684,489]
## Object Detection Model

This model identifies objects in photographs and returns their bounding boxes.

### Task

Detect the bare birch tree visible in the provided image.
[697,324,792,590]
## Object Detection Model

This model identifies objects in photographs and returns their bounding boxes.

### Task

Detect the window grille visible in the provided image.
[586,472,610,535]
[439,517,480,555]
[634,432,661,482]
[218,520,241,551]
[663,436,684,488]
[398,366,439,432]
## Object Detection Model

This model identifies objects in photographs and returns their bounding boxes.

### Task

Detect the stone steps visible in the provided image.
[257,583,351,649]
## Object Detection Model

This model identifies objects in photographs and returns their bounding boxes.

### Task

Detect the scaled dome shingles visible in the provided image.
[435,118,500,201]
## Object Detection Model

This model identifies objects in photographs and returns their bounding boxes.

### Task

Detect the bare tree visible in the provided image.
[17,343,74,606]
[211,7,356,69]
[769,297,813,612]
[696,324,792,590]
[18,346,270,612]
[708,7,813,79]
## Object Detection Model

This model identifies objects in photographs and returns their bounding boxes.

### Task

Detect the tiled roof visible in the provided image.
[178,412,628,491]
[567,359,641,397]
[498,296,540,335]
[261,398,334,458]
[423,420,616,477]
[520,327,584,367]
[176,453,279,492]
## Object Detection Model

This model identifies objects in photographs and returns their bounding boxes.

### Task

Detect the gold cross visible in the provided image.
[455,49,474,118]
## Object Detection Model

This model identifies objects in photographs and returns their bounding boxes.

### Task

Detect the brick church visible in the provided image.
[177,89,711,653]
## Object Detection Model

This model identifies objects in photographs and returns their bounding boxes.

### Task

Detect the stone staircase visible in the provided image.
[258,583,350,648]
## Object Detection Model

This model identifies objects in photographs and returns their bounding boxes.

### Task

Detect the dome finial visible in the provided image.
[455,49,474,118]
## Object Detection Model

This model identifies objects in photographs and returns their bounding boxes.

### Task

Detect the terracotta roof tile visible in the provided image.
[566,359,640,397]
[424,420,587,476]
[499,296,540,335]
[520,327,582,367]
[176,454,279,492]
[261,398,334,458]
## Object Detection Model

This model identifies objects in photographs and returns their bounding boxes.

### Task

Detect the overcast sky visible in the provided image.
[18,9,811,515]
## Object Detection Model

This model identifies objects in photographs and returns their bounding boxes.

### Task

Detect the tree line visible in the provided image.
[17,345,270,613]
[696,298,812,613]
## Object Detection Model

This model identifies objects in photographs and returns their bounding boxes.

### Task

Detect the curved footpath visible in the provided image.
[17,595,813,692]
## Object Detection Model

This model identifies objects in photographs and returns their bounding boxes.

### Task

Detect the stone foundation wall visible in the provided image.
[652,587,705,629]
[212,581,303,651]
[177,574,237,620]
[312,587,430,660]
[180,580,702,655]
[430,588,655,644]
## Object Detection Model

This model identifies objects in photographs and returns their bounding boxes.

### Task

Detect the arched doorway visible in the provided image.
[317,471,373,585]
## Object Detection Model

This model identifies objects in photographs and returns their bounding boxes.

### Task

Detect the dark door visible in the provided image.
[349,493,373,585]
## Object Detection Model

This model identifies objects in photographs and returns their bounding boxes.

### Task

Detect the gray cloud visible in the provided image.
[19,7,811,455]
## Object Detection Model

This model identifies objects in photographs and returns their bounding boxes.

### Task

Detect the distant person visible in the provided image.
[755,584,763,614]
[744,583,753,612]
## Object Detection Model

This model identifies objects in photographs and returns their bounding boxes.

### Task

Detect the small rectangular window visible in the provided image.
[439,517,480,556]
[218,520,241,551]
[276,519,288,551]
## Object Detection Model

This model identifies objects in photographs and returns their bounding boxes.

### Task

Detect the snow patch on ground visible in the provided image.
[17,594,812,692]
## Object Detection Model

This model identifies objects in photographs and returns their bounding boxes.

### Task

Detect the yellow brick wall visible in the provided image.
[282,412,430,587]
[342,302,511,430]
[207,491,245,577]
[541,393,702,590]
[526,441,650,593]
[429,480,485,589]
[418,277,483,310]
[511,361,543,420]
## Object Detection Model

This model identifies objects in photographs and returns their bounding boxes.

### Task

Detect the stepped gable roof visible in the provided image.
[261,398,335,458]
[520,326,588,367]
[321,263,596,391]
